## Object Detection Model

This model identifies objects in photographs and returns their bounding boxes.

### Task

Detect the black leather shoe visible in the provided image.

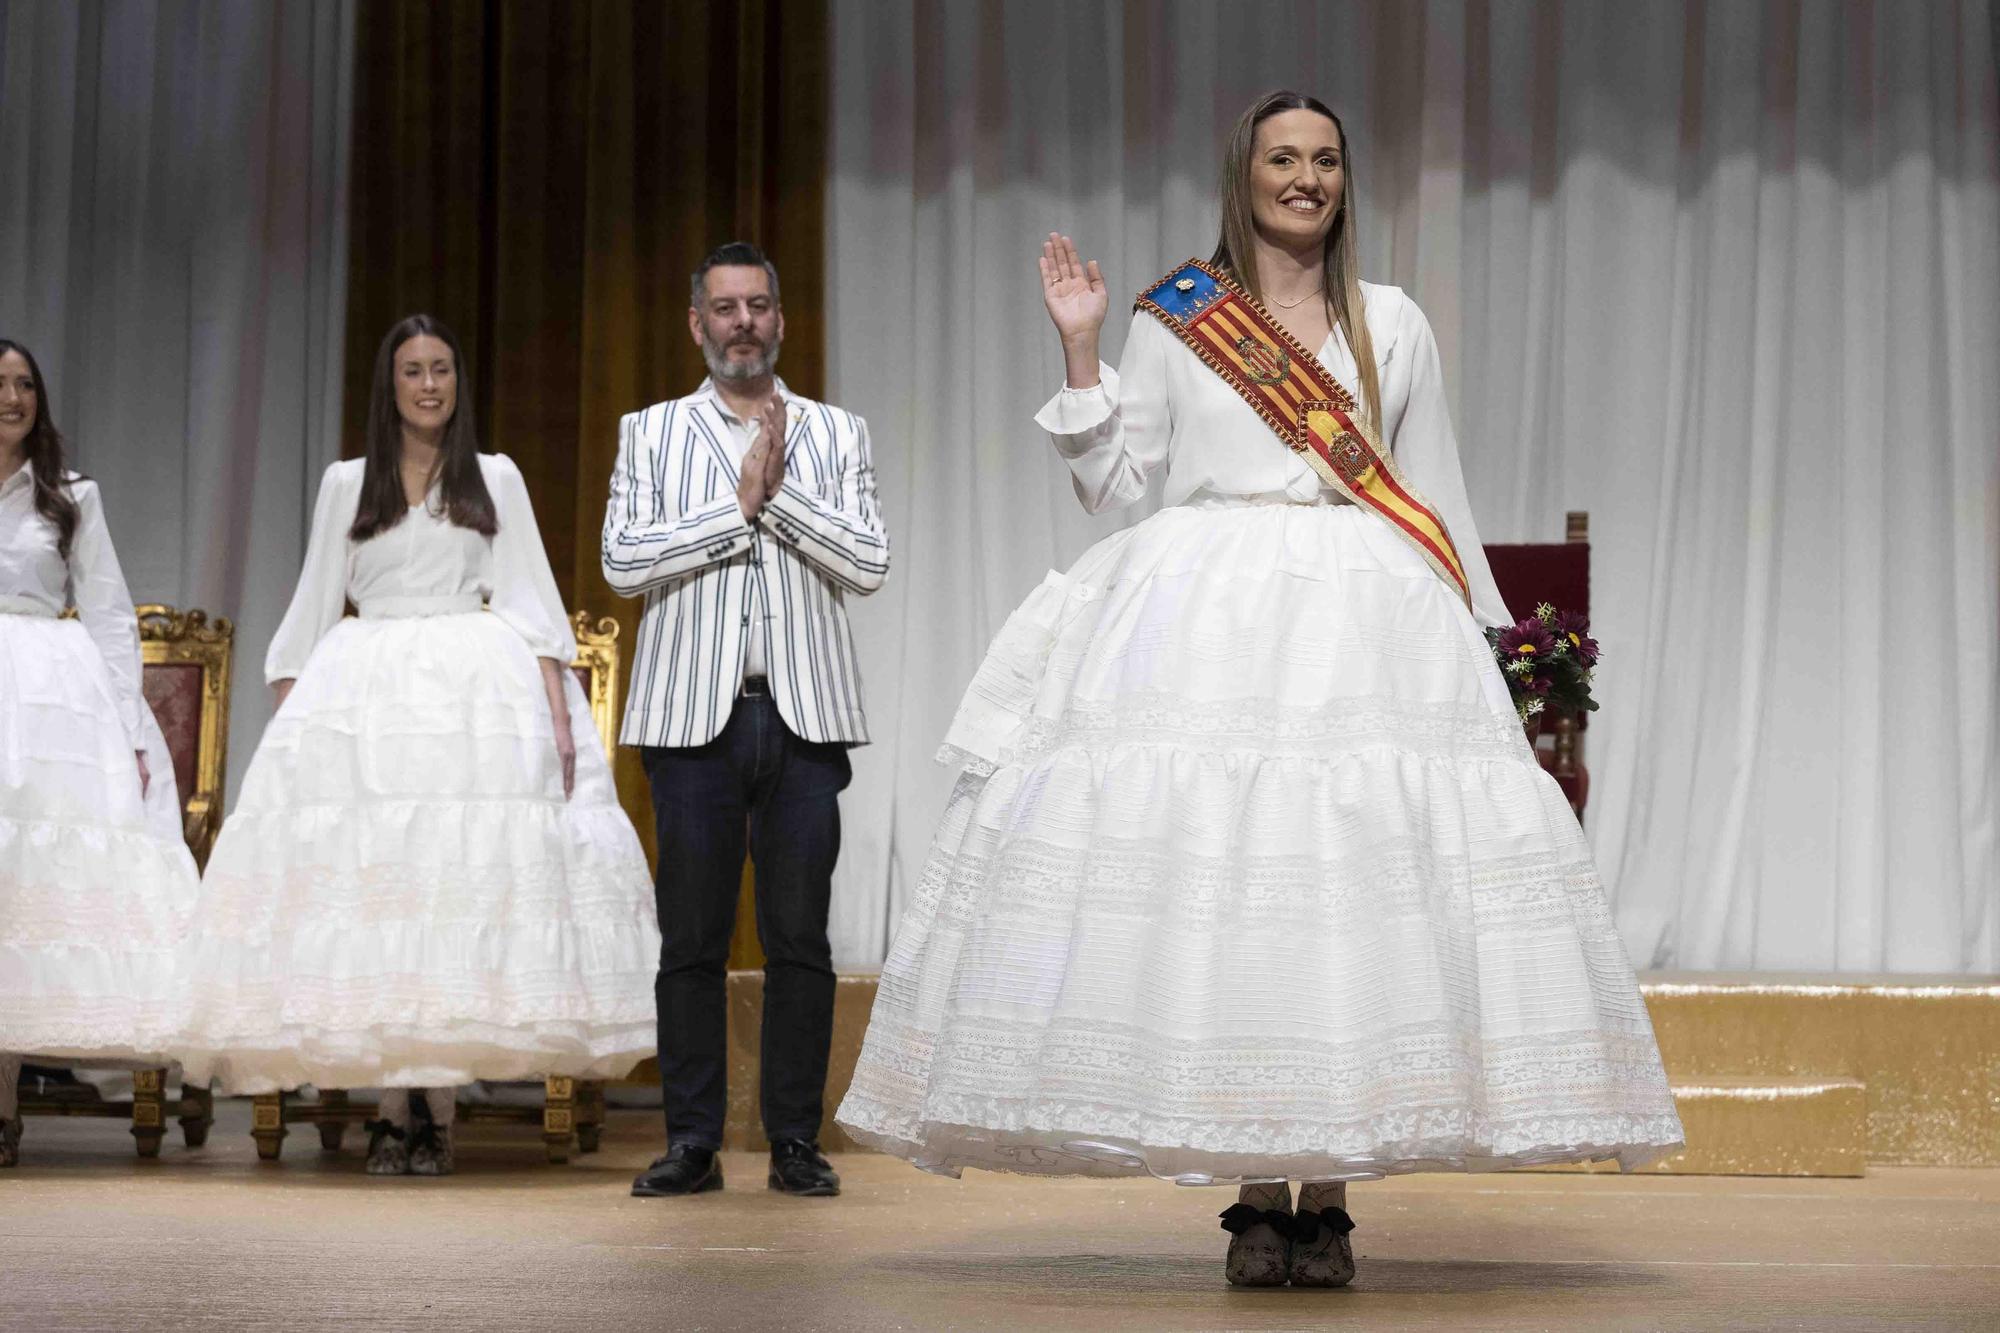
[630,1143,723,1197]
[767,1138,840,1196]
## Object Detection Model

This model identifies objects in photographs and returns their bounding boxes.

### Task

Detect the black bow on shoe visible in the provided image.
[362,1118,406,1141]
[1290,1206,1357,1240]
[1218,1202,1296,1235]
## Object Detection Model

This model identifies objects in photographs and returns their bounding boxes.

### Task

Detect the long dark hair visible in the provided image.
[1211,90,1381,431]
[351,314,497,541]
[0,338,82,561]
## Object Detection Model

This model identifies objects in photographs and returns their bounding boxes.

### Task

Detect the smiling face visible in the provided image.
[0,348,37,454]
[391,334,457,436]
[1247,108,1345,250]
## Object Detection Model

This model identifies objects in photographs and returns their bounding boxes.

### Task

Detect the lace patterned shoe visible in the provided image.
[1289,1206,1357,1288]
[1219,1203,1293,1287]
[0,1115,22,1168]
[408,1120,455,1176]
[363,1119,409,1176]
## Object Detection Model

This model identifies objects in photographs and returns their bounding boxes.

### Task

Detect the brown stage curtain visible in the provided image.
[343,0,826,965]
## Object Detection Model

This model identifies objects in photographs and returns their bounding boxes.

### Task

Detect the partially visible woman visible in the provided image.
[177,315,659,1177]
[0,338,201,1167]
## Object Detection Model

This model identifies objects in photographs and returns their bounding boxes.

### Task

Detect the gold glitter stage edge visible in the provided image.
[703,972,2000,1175]
[1636,973,2000,1171]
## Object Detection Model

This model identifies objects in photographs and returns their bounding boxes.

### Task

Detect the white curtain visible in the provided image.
[826,0,2000,973]
[0,0,354,797]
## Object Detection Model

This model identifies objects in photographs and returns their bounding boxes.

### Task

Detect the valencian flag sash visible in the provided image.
[1136,258,1472,611]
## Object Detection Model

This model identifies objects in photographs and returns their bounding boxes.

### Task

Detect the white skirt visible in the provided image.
[836,501,1684,1183]
[0,612,199,1061]
[177,609,660,1094]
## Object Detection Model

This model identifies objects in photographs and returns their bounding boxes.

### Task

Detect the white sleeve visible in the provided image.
[1032,309,1173,515]
[65,481,146,748]
[264,462,355,683]
[487,456,577,662]
[1388,301,1513,629]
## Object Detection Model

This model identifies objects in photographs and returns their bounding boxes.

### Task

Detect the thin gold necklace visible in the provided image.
[1268,284,1324,309]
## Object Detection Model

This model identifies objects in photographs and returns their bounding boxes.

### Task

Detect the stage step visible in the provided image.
[1641,974,2000,1167]
[704,970,2000,1170]
[1537,1075,1869,1177]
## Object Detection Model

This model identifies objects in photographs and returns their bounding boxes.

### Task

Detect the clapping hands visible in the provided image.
[736,396,789,521]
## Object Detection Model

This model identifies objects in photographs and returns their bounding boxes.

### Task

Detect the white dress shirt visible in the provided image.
[0,462,147,746]
[1036,280,1511,629]
[266,452,577,682]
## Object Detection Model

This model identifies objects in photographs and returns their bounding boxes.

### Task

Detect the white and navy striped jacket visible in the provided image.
[602,377,888,748]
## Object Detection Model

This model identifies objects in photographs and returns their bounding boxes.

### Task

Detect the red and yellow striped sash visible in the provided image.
[1136,258,1471,610]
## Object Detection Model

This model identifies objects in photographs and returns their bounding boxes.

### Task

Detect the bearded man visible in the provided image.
[602,241,889,1199]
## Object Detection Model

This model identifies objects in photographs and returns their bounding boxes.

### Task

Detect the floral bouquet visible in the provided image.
[1487,602,1599,727]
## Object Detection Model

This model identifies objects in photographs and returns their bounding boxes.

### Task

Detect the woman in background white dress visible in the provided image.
[0,338,200,1167]
[836,92,1682,1287]
[178,315,659,1177]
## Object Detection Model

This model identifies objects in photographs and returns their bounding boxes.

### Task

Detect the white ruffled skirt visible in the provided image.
[0,611,199,1061]
[177,609,660,1094]
[836,500,1684,1183]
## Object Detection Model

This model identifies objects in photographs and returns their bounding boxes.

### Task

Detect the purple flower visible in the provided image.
[1550,610,1600,666]
[1497,619,1556,662]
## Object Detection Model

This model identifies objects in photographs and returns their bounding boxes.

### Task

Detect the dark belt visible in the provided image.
[740,675,770,697]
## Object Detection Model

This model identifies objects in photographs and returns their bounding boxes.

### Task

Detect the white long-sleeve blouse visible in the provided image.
[0,462,149,747]
[265,453,578,683]
[1035,280,1512,629]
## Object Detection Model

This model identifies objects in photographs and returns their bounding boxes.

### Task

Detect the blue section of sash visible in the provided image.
[1143,263,1222,326]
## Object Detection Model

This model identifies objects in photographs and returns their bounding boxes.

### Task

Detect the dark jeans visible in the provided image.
[641,694,850,1150]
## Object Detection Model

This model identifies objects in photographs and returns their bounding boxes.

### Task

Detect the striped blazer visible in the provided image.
[602,378,888,748]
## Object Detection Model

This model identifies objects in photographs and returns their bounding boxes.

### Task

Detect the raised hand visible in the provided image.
[1039,233,1108,344]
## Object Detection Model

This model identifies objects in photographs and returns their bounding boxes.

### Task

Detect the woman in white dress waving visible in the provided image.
[837,91,1682,1287]
[0,338,200,1167]
[179,315,659,1177]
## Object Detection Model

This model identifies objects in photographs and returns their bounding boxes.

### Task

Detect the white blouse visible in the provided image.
[266,453,578,682]
[1036,280,1512,629]
[0,462,148,747]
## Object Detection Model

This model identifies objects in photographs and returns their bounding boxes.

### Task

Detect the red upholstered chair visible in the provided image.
[1482,512,1591,821]
[19,605,234,1155]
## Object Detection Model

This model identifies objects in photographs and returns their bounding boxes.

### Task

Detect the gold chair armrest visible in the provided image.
[182,794,221,869]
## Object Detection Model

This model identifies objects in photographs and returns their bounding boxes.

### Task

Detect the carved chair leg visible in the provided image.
[543,1075,576,1164]
[576,1080,605,1154]
[179,1081,215,1149]
[252,1092,287,1161]
[130,1068,167,1158]
[318,1089,350,1151]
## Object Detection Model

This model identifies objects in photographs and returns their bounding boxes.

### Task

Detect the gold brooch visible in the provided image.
[1175,277,1196,292]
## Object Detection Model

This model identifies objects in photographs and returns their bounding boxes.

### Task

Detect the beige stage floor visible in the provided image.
[4,1105,1997,1332]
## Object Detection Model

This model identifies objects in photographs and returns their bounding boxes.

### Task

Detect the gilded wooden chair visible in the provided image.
[1482,511,1592,819]
[18,605,233,1155]
[249,611,622,1163]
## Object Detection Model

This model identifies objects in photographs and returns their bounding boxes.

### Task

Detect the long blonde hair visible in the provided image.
[1211,90,1380,432]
